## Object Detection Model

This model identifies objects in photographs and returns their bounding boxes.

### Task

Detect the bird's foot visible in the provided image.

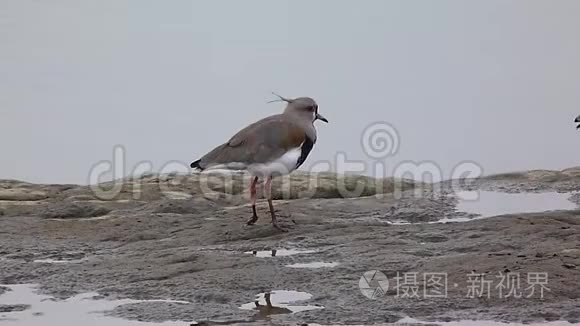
[246,214,259,226]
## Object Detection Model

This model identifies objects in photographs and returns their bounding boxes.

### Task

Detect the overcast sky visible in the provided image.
[2,0,580,184]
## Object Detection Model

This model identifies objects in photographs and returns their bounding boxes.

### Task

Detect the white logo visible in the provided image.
[361,122,400,159]
[359,270,389,300]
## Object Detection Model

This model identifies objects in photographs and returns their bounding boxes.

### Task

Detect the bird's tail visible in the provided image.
[190,159,203,170]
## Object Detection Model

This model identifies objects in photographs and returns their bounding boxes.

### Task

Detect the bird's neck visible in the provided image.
[283,112,317,141]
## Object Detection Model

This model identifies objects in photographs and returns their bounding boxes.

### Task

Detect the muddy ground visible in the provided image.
[1,169,580,325]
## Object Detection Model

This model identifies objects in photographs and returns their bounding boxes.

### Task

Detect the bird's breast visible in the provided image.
[247,147,302,177]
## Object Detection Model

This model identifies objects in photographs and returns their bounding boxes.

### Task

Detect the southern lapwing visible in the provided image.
[190,94,328,231]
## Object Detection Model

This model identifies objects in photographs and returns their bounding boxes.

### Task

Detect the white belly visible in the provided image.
[247,147,301,177]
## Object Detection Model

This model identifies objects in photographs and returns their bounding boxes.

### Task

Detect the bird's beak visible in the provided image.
[316,113,329,123]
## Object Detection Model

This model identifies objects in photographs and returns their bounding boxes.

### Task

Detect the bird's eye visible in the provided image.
[306,106,315,112]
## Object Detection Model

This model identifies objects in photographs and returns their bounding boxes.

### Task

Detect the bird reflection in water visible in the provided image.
[253,291,292,317]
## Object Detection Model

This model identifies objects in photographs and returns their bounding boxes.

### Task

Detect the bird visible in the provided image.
[575,115,580,129]
[190,93,328,231]
[253,291,292,316]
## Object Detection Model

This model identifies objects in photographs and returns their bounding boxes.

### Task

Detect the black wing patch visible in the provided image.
[190,159,203,170]
[295,137,315,169]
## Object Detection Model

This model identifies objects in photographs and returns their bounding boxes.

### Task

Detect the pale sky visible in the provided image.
[2,0,580,184]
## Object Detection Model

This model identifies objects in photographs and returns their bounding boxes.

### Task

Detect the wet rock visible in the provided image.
[123,231,162,243]
[563,263,576,269]
[4,251,35,260]
[392,207,433,222]
[41,202,111,219]
[382,192,459,223]
[163,191,193,200]
[0,304,30,313]
[146,198,217,215]
[81,172,419,203]
[532,311,561,322]
[562,248,580,257]
[1,169,580,325]
[488,252,512,256]
[565,310,580,323]
[0,189,48,201]
[417,234,449,243]
[383,313,403,323]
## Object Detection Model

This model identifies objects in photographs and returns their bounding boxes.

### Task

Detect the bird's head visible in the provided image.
[271,93,328,124]
[575,115,580,130]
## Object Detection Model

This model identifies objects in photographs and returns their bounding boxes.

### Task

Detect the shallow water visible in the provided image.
[308,318,579,325]
[286,262,339,268]
[33,258,87,264]
[239,290,323,314]
[0,284,190,326]
[388,191,577,225]
[395,317,579,325]
[454,191,576,219]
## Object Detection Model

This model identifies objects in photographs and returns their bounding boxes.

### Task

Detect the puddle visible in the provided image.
[162,191,192,200]
[33,258,87,264]
[0,284,191,325]
[389,220,412,225]
[383,191,577,225]
[239,290,323,315]
[454,191,576,219]
[47,215,112,222]
[32,252,89,264]
[394,317,579,325]
[204,217,220,221]
[286,262,339,268]
[389,191,577,225]
[308,318,579,326]
[245,249,317,257]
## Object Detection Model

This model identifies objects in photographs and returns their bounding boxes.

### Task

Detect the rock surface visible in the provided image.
[0,304,30,313]
[1,169,580,325]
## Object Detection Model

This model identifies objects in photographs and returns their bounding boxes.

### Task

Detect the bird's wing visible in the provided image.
[194,115,313,169]
[295,136,314,169]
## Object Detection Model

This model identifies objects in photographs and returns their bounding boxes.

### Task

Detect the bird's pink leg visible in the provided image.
[264,176,287,232]
[246,176,259,225]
